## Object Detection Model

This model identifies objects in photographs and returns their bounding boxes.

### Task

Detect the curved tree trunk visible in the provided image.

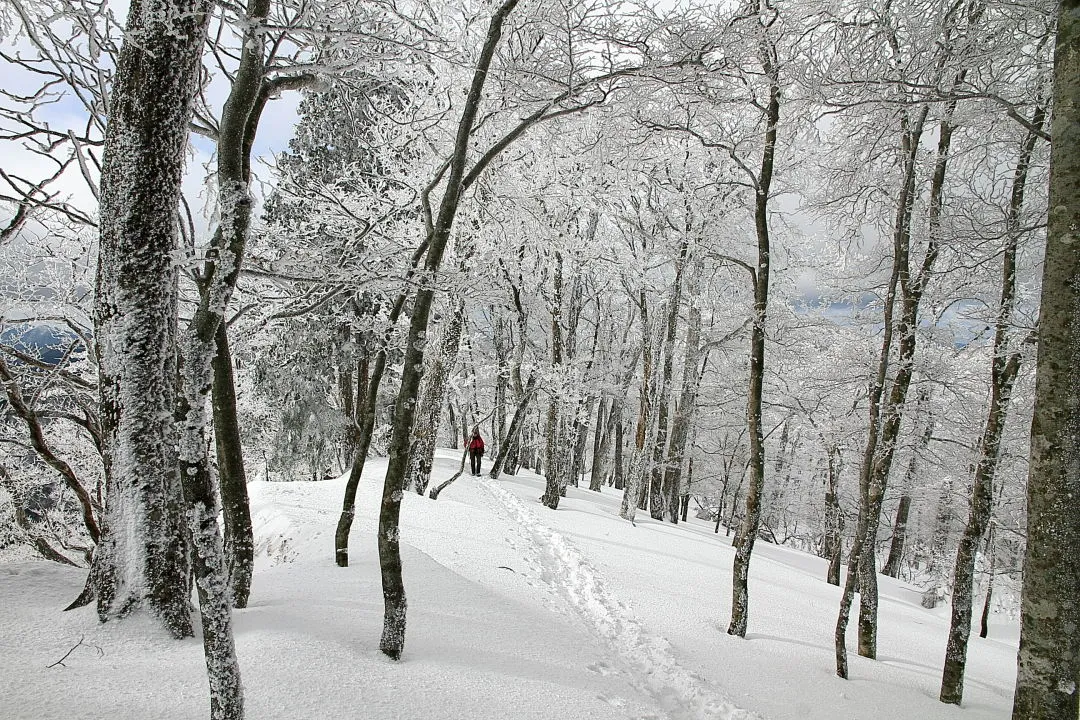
[212,322,253,609]
[727,22,778,639]
[377,0,521,660]
[488,375,536,479]
[941,102,1044,706]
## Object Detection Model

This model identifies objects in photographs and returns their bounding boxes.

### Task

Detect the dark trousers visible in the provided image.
[469,450,483,476]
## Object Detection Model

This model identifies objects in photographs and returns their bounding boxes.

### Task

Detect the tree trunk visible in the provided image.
[1011,9,1080,708]
[883,393,933,579]
[409,299,466,494]
[91,0,212,643]
[941,104,1043,706]
[727,26,779,639]
[882,495,910,579]
[488,374,536,479]
[588,397,607,491]
[335,353,376,567]
[979,529,995,640]
[620,294,651,522]
[613,418,625,490]
[663,304,703,523]
[212,322,253,609]
[377,0,520,660]
[542,252,565,510]
[823,443,843,586]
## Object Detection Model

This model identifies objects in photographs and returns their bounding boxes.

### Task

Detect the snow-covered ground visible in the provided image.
[0,449,1019,719]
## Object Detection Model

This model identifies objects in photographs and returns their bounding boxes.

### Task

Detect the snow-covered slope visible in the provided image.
[0,449,1018,719]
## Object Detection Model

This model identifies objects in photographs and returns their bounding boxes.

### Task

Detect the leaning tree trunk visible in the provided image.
[377,0,521,661]
[212,323,253,609]
[941,104,1043,706]
[883,390,933,579]
[408,299,466,494]
[488,374,537,479]
[91,0,212,642]
[727,32,778,639]
[1012,7,1080,712]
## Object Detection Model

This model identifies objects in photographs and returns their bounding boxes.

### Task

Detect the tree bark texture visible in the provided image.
[212,322,253,609]
[542,252,565,510]
[1011,5,1080,713]
[92,0,212,642]
[822,443,843,586]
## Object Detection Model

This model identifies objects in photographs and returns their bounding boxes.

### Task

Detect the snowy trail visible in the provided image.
[480,479,761,720]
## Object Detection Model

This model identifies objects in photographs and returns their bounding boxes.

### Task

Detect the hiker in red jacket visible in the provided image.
[468,430,485,476]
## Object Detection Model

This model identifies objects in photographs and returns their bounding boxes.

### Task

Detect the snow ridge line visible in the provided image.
[480,480,761,720]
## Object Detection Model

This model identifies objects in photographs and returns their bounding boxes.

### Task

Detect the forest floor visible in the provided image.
[0,448,1019,719]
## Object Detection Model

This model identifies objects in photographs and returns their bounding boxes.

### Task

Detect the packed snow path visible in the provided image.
[480,479,759,720]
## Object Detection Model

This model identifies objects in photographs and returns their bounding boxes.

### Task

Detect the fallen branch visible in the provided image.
[429,447,469,500]
[46,635,103,668]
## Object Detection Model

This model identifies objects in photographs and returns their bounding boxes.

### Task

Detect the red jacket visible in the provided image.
[468,436,485,452]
